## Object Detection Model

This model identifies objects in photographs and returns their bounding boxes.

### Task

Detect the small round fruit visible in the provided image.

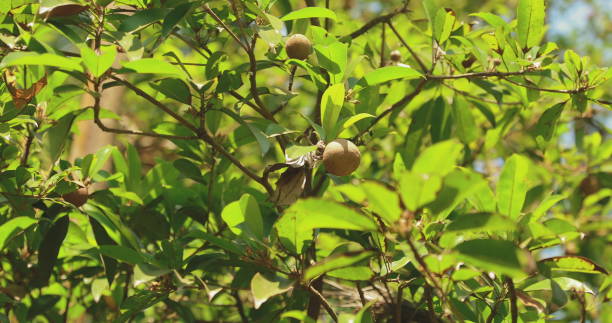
[390,50,402,62]
[63,186,89,207]
[285,34,312,60]
[579,175,600,196]
[322,139,361,176]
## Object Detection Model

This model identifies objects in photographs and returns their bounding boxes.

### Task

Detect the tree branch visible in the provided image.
[344,5,410,40]
[307,283,338,322]
[203,4,249,52]
[108,75,199,134]
[500,76,595,94]
[387,21,428,72]
[353,78,428,139]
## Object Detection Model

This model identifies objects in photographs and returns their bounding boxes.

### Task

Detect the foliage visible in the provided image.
[0,0,610,322]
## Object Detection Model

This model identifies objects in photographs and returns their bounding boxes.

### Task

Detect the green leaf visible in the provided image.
[173,158,204,183]
[304,251,374,282]
[320,83,345,140]
[533,102,565,147]
[399,172,443,211]
[276,199,377,253]
[341,113,375,131]
[412,139,463,176]
[99,245,146,265]
[286,144,317,159]
[0,217,37,251]
[357,66,422,89]
[150,78,192,105]
[327,266,373,281]
[497,154,529,219]
[523,277,595,294]
[455,239,524,278]
[360,181,401,225]
[470,12,507,28]
[121,290,168,317]
[42,113,76,166]
[121,58,186,79]
[186,231,243,255]
[517,0,545,49]
[452,97,478,144]
[36,215,69,287]
[538,256,608,275]
[446,213,514,233]
[161,3,193,38]
[530,194,565,222]
[427,168,488,219]
[250,273,293,309]
[0,52,83,71]
[433,8,456,44]
[280,7,336,21]
[118,8,168,33]
[80,45,117,78]
[313,41,347,84]
[221,194,264,240]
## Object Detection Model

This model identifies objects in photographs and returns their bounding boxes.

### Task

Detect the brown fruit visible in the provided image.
[285,34,312,60]
[322,139,360,176]
[390,50,402,62]
[63,186,89,207]
[579,175,600,196]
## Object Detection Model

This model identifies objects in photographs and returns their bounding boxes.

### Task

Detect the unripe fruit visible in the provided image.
[62,186,89,207]
[390,50,402,62]
[285,34,312,60]
[322,139,360,176]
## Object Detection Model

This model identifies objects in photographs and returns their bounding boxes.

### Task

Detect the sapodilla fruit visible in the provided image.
[285,34,312,60]
[323,139,361,176]
[62,186,89,207]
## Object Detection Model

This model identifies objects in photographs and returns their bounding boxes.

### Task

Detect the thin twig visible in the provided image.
[20,124,35,166]
[203,4,249,52]
[501,76,594,94]
[307,283,338,322]
[344,5,410,39]
[380,22,386,67]
[108,75,199,134]
[353,78,428,139]
[505,277,518,323]
[387,21,428,72]
[272,65,298,115]
[441,82,522,106]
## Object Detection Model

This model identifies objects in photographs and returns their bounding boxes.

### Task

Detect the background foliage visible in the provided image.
[0,0,610,322]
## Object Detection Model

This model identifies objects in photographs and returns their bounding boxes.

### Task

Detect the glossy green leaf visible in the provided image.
[455,239,524,278]
[399,172,443,211]
[276,199,377,253]
[118,8,168,32]
[221,194,264,240]
[497,154,529,219]
[412,139,463,176]
[304,251,374,282]
[357,66,422,89]
[327,266,373,281]
[320,83,345,140]
[517,0,545,49]
[360,181,401,224]
[99,245,146,265]
[250,273,293,309]
[446,213,514,233]
[0,52,83,71]
[161,3,193,38]
[0,217,37,251]
[36,215,69,287]
[121,58,186,78]
[280,7,336,21]
[434,8,456,44]
[80,45,117,78]
[539,256,608,275]
[452,97,478,144]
